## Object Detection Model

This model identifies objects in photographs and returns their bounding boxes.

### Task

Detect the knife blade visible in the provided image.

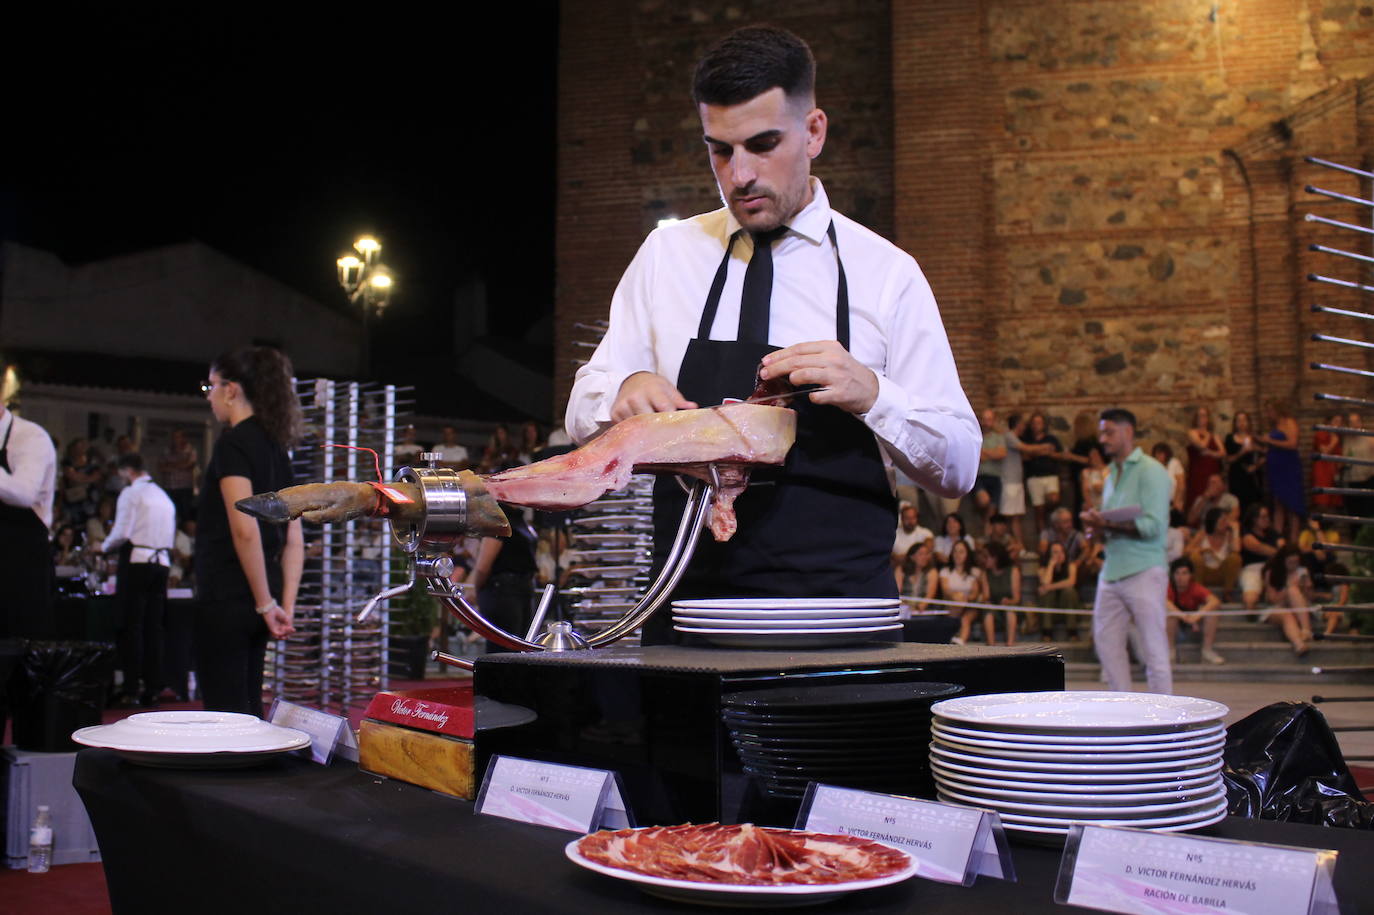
[733,385,827,405]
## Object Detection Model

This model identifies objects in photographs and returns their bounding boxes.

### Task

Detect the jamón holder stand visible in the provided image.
[362,453,715,670]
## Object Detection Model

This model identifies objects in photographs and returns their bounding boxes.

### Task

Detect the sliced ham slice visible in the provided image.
[576,822,910,886]
[483,403,796,541]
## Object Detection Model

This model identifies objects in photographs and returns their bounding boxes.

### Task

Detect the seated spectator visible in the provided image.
[158,429,199,522]
[1321,561,1351,637]
[982,513,1024,560]
[940,540,985,645]
[1165,557,1225,665]
[982,541,1021,645]
[1037,540,1081,641]
[479,424,516,472]
[1186,474,1239,529]
[434,426,471,470]
[1262,544,1314,656]
[86,495,116,547]
[1166,508,1190,563]
[393,425,424,466]
[933,513,974,566]
[1297,516,1336,593]
[1038,506,1086,562]
[1240,504,1283,610]
[1185,507,1240,600]
[517,420,546,465]
[898,539,939,614]
[892,502,934,570]
[52,524,82,569]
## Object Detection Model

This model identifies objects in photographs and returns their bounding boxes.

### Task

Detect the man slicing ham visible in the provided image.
[565,26,978,644]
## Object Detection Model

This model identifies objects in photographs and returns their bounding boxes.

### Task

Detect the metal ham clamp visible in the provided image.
[234,400,798,668]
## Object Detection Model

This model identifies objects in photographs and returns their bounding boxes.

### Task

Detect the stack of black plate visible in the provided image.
[722,682,964,800]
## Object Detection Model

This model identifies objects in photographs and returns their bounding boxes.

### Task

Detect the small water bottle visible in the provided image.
[28,805,52,873]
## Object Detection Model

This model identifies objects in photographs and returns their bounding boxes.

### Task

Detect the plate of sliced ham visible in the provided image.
[566,822,917,906]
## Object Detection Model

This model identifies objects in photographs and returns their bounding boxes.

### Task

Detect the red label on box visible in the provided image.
[365,685,475,739]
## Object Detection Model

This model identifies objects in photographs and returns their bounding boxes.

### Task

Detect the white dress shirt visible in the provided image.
[0,408,57,529]
[565,179,979,498]
[101,474,176,565]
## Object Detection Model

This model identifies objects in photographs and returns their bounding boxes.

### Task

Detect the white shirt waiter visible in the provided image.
[566,178,979,498]
[102,472,176,565]
[0,407,56,528]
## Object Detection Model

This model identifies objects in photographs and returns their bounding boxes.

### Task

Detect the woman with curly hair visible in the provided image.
[194,346,304,716]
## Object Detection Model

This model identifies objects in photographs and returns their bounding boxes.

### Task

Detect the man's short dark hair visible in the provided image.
[117,453,144,472]
[1099,407,1136,429]
[1169,556,1194,576]
[692,26,816,107]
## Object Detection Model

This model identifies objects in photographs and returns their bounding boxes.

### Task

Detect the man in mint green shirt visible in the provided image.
[1080,408,1173,694]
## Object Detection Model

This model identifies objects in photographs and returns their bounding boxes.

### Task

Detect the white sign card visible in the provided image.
[476,755,632,834]
[268,699,358,765]
[798,783,1014,886]
[1056,824,1341,915]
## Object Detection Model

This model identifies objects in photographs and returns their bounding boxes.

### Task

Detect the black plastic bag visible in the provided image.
[10,639,115,752]
[1223,700,1373,829]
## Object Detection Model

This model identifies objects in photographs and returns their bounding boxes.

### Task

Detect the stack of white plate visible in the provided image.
[928,691,1230,840]
[671,598,902,648]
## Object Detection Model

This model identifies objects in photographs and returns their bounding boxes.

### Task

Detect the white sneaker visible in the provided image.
[1201,647,1226,665]
[951,636,966,646]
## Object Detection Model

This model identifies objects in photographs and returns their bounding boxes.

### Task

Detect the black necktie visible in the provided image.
[737,226,787,344]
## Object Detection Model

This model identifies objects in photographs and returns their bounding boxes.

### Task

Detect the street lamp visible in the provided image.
[336,235,394,377]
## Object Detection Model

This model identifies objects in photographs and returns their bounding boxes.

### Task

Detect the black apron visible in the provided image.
[0,416,54,638]
[644,224,897,644]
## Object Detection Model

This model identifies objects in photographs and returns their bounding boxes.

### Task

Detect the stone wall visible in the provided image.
[894,0,1373,458]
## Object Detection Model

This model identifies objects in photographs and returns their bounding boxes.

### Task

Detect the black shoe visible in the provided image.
[138,692,160,708]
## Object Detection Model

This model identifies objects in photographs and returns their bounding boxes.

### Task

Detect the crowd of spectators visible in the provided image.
[892,404,1372,654]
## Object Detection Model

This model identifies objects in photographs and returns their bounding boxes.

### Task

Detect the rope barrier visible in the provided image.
[899,594,1351,618]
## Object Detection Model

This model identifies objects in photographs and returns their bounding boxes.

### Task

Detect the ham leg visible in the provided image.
[236,402,795,542]
[483,402,795,540]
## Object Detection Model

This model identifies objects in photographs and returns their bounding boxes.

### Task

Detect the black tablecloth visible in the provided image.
[73,749,1372,914]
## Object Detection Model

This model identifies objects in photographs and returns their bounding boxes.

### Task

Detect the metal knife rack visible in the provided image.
[1304,155,1374,656]
[265,379,412,714]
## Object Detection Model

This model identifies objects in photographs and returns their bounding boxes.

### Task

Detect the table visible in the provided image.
[73,749,1372,914]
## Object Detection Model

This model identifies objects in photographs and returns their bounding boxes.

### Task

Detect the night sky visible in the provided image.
[1,8,559,414]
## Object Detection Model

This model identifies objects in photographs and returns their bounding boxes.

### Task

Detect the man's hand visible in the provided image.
[1080,509,1105,537]
[760,341,879,414]
[611,372,697,423]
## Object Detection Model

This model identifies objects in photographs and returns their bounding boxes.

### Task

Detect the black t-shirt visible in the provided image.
[1024,433,1061,478]
[194,416,294,601]
[489,513,537,578]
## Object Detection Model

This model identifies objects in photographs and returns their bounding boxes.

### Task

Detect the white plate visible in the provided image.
[931,763,1223,797]
[929,754,1223,785]
[673,607,902,620]
[930,691,1228,733]
[952,796,1230,830]
[930,743,1222,774]
[930,735,1224,764]
[935,781,1226,817]
[674,615,901,630]
[673,598,900,611]
[934,774,1223,806]
[1000,803,1228,838]
[674,625,902,649]
[564,835,919,907]
[72,711,311,765]
[931,721,1227,748]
